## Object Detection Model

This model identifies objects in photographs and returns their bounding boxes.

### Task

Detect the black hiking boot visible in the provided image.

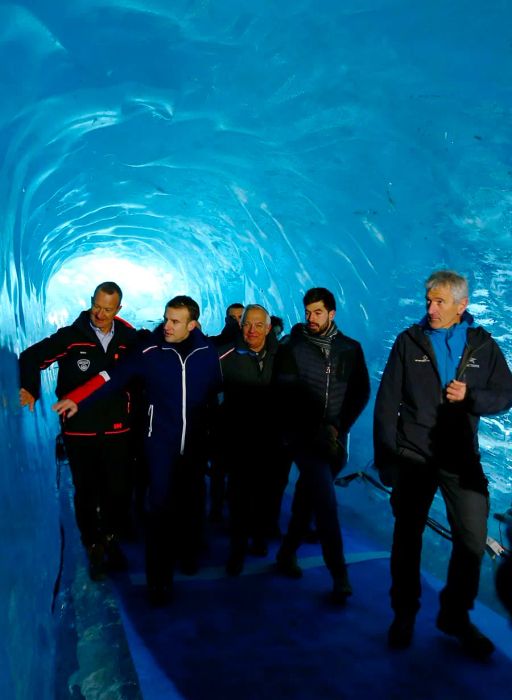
[388,613,416,649]
[436,611,495,660]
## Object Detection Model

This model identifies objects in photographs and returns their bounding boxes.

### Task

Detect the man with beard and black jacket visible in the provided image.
[374,270,512,658]
[217,304,282,576]
[53,295,222,606]
[19,282,138,580]
[275,287,370,604]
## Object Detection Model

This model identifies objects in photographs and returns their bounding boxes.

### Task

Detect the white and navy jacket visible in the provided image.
[66,327,222,456]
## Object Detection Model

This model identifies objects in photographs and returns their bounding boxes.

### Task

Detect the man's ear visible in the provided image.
[457,298,468,316]
[329,310,336,322]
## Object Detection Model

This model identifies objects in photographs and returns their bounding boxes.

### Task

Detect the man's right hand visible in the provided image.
[19,388,36,412]
[52,399,78,418]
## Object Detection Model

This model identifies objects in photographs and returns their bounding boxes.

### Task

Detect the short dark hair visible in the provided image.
[166,295,200,321]
[93,281,123,303]
[270,315,284,330]
[303,287,336,312]
[226,302,244,314]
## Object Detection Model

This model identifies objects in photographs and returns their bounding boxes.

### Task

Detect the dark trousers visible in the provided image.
[226,454,270,554]
[209,455,227,517]
[145,452,206,588]
[63,432,133,547]
[390,464,489,617]
[266,449,293,535]
[281,452,347,579]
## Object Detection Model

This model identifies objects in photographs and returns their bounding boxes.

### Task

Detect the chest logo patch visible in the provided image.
[466,356,480,369]
[414,355,430,363]
[77,359,91,372]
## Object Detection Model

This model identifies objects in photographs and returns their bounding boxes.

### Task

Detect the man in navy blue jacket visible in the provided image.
[54,295,222,605]
[374,270,512,658]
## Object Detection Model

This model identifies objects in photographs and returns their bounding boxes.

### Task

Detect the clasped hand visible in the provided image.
[445,380,467,403]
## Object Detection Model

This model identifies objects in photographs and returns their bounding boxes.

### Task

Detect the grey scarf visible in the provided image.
[302,321,338,357]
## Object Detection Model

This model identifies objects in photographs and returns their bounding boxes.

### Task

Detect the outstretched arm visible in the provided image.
[51,351,141,416]
[19,327,70,407]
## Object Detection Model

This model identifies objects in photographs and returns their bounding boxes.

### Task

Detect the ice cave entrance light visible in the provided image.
[44,250,180,328]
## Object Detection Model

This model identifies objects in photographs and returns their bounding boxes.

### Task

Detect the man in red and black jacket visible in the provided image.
[19,281,138,580]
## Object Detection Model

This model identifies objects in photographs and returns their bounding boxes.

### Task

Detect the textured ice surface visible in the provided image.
[0,1,511,697]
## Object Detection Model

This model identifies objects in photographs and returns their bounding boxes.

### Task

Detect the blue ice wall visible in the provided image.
[1,1,511,697]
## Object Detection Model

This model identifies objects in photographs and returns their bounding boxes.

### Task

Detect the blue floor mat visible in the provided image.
[109,517,512,700]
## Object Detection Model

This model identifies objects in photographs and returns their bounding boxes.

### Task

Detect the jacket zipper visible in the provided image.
[456,338,491,380]
[166,345,208,455]
[148,404,154,437]
[410,328,491,401]
[324,362,331,416]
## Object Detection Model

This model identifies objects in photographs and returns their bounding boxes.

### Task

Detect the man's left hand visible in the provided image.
[446,380,467,403]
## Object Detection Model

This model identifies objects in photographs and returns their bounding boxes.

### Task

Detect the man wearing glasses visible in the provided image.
[19,281,138,580]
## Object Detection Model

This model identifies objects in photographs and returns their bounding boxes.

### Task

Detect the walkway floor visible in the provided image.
[101,477,512,700]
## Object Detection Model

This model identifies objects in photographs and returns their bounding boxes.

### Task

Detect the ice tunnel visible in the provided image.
[1,1,511,698]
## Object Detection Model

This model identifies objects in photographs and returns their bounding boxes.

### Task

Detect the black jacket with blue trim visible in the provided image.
[373,319,512,491]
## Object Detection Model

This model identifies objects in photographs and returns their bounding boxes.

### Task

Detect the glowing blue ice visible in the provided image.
[1,2,511,697]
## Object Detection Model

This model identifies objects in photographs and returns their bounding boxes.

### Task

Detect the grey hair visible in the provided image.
[425,270,469,302]
[241,304,271,326]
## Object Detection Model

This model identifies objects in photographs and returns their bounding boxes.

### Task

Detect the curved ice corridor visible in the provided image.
[1,1,511,698]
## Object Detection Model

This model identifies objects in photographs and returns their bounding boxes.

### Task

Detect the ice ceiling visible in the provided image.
[3,0,511,476]
[0,1,511,696]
